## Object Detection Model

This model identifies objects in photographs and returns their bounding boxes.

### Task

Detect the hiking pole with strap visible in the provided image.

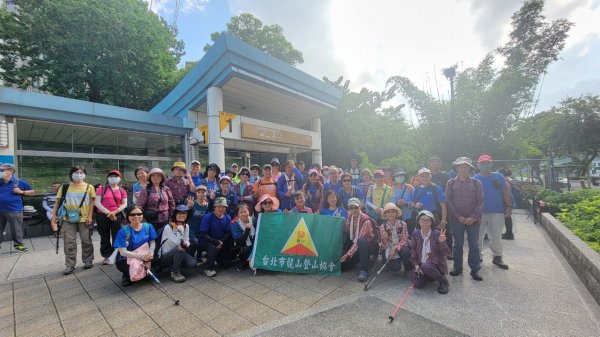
[146,268,180,306]
[388,281,416,323]
[364,258,391,291]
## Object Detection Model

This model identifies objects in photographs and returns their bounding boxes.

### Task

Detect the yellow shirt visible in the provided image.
[56,183,96,222]
[367,184,392,208]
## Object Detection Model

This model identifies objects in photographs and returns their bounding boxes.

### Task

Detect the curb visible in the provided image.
[538,212,600,306]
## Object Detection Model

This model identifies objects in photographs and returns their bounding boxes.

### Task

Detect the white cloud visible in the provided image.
[229,0,600,115]
[144,0,208,15]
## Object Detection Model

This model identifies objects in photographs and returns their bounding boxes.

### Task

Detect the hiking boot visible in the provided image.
[62,266,75,275]
[237,262,248,272]
[83,262,93,269]
[447,255,454,260]
[470,271,483,281]
[150,265,163,275]
[171,272,186,283]
[14,245,28,252]
[357,270,369,282]
[492,256,509,270]
[121,275,133,287]
[449,269,462,276]
[437,278,449,294]
[205,268,217,277]
[102,258,110,265]
[502,233,514,240]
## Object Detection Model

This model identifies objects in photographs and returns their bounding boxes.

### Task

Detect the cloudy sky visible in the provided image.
[145,0,600,118]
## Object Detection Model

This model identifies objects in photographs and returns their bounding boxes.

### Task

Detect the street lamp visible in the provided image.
[443,66,457,159]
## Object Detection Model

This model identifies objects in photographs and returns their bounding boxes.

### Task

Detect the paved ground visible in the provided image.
[1,210,599,337]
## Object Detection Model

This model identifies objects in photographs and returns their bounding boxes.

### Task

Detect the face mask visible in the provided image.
[323,171,329,177]
[72,173,85,182]
[0,171,6,179]
[478,164,491,173]
[108,177,121,185]
[394,176,405,184]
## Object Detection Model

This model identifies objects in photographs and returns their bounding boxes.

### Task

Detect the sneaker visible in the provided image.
[14,245,28,252]
[62,266,75,275]
[102,258,110,265]
[121,275,133,287]
[470,271,483,281]
[449,269,462,276]
[236,262,248,272]
[502,233,514,240]
[83,262,93,270]
[446,255,454,260]
[492,256,509,270]
[437,278,449,294]
[357,270,369,282]
[171,272,186,283]
[204,268,217,277]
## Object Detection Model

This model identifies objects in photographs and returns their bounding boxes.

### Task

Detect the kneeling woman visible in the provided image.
[409,210,450,294]
[113,206,158,287]
[157,204,196,283]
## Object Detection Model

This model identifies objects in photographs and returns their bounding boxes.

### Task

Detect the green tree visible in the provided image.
[204,13,303,66]
[0,0,185,110]
[385,0,572,163]
[549,95,600,177]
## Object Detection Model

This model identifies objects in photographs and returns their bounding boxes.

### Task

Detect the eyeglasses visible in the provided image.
[342,179,352,182]
[348,205,359,210]
[129,213,143,217]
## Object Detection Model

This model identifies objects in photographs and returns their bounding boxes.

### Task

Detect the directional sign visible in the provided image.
[199,124,208,144]
[219,111,241,139]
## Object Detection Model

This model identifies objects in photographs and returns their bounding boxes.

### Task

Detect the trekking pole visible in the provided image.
[55,224,61,254]
[364,258,391,291]
[388,281,416,323]
[146,269,180,306]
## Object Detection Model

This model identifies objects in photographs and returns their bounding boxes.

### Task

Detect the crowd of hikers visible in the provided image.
[0,154,519,295]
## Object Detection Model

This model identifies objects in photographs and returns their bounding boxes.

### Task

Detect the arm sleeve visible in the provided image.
[293,166,303,186]
[94,196,111,215]
[277,176,286,199]
[42,196,52,212]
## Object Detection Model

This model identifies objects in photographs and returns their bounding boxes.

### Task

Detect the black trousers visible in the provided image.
[96,213,122,258]
[200,239,233,269]
[341,236,378,272]
[158,248,196,273]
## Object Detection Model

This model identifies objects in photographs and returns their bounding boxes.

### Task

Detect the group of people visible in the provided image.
[1,153,517,295]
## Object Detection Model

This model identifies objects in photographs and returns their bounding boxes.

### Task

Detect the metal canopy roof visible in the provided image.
[151,34,342,128]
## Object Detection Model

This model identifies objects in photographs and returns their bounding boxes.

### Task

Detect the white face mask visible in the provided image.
[0,171,6,179]
[72,172,85,182]
[108,177,120,185]
[394,176,405,184]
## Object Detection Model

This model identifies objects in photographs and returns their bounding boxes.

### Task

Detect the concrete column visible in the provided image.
[311,117,322,165]
[207,87,225,169]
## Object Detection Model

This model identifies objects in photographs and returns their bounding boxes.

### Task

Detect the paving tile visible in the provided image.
[61,309,105,332]
[0,306,13,318]
[139,297,176,315]
[161,313,204,336]
[206,312,250,335]
[13,287,50,304]
[139,328,168,337]
[253,275,288,289]
[238,283,271,298]
[190,302,232,323]
[98,298,139,317]
[0,315,14,329]
[192,280,234,301]
[218,291,252,310]
[15,313,59,335]
[87,284,122,300]
[57,301,98,320]
[224,320,256,337]
[0,292,12,308]
[54,293,91,310]
[182,324,220,337]
[12,277,45,290]
[272,297,309,315]
[254,290,289,308]
[50,286,86,301]
[248,308,285,326]
[105,307,147,329]
[128,287,166,305]
[93,292,131,308]
[148,305,189,325]
[65,319,112,337]
[13,294,52,312]
[17,322,63,337]
[233,300,270,320]
[275,282,325,306]
[14,303,54,324]
[0,325,15,337]
[113,316,157,337]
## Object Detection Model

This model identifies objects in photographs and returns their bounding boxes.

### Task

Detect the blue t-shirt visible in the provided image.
[324,181,343,197]
[340,186,365,210]
[412,184,446,213]
[113,223,158,251]
[201,178,219,193]
[319,207,348,219]
[190,174,203,187]
[199,212,231,242]
[474,172,507,213]
[189,202,209,237]
[0,176,32,212]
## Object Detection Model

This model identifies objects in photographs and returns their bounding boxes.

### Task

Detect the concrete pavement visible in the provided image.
[1,209,599,336]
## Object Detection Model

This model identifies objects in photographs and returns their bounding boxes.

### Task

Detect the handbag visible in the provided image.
[66,184,90,223]
[142,186,162,222]
[127,242,151,282]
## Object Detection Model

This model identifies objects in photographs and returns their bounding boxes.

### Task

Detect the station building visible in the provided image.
[0,34,342,190]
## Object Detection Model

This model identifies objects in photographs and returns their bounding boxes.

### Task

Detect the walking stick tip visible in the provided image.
[388,316,394,323]
[175,300,180,306]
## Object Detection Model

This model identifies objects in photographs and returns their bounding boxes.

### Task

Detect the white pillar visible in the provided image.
[207,87,225,169]
[311,117,322,165]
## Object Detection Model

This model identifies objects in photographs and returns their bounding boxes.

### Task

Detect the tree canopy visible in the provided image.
[204,13,304,66]
[0,0,185,110]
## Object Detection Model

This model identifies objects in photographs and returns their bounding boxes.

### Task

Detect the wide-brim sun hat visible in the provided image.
[204,163,221,178]
[148,168,167,182]
[417,167,431,176]
[171,161,187,172]
[255,194,280,213]
[383,203,402,217]
[452,157,474,169]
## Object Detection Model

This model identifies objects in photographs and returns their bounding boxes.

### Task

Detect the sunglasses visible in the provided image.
[129,213,143,217]
[348,205,359,210]
[239,173,249,176]
[342,179,352,182]
[263,200,274,205]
